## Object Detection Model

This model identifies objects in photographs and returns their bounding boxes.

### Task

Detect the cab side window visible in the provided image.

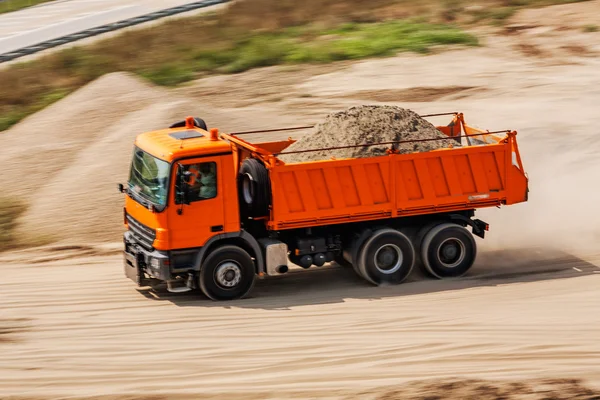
[175,161,217,204]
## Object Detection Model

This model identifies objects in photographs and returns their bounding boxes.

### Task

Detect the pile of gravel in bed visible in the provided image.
[278,105,458,163]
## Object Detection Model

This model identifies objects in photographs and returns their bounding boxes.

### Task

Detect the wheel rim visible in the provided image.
[214,261,242,289]
[436,238,466,268]
[373,244,403,275]
[242,174,254,205]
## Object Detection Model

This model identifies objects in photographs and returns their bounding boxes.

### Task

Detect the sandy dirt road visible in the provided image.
[2,2,600,398]
[2,247,600,399]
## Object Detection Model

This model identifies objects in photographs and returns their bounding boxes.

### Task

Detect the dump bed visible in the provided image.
[222,113,528,231]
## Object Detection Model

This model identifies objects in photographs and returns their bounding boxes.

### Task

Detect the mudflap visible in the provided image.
[449,214,489,239]
[471,219,489,239]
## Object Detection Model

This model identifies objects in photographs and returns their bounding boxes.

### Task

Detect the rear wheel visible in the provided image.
[421,223,476,279]
[357,229,415,285]
[199,245,256,301]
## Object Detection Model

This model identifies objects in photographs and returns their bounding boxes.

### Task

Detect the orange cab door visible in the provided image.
[167,156,225,250]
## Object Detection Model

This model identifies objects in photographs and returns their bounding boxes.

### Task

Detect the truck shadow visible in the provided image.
[138,247,600,310]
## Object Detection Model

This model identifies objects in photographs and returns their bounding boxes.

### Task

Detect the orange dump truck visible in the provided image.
[120,112,528,300]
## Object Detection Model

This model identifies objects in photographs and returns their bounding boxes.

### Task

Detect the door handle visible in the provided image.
[211,225,224,232]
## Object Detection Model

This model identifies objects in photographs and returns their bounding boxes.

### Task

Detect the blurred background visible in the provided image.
[1,0,52,13]
[1,0,599,252]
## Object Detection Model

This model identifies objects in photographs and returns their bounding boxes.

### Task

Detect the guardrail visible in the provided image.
[0,0,229,64]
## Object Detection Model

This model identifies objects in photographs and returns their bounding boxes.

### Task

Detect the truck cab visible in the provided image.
[122,117,264,300]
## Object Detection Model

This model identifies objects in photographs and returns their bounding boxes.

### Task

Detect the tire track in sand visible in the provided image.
[1,248,600,397]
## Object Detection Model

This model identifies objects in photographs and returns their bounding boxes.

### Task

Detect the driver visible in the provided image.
[199,163,216,199]
[186,164,202,201]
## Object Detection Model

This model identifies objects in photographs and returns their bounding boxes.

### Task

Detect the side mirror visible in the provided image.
[182,170,193,184]
[177,165,192,205]
[117,183,125,193]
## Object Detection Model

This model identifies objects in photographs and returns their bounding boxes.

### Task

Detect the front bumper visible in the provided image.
[123,231,170,286]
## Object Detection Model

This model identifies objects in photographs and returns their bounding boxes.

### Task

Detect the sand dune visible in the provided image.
[3,72,305,245]
[1,247,600,398]
[0,73,165,199]
[16,99,203,242]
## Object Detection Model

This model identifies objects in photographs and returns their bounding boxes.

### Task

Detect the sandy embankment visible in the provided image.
[1,248,600,399]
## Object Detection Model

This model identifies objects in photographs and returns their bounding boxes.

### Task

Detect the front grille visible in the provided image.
[126,214,156,250]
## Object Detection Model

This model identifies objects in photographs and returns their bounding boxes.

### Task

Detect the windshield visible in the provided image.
[128,147,170,208]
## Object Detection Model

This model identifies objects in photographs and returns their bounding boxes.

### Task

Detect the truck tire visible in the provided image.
[199,245,256,301]
[169,117,208,130]
[357,228,415,285]
[421,223,476,279]
[412,221,440,273]
[238,158,271,217]
[345,228,374,277]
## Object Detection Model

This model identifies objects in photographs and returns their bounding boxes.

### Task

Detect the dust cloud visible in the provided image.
[477,129,600,257]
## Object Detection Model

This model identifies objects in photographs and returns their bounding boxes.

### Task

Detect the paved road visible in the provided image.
[0,0,215,54]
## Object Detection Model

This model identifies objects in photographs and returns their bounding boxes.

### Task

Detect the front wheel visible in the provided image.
[421,223,476,279]
[199,245,256,301]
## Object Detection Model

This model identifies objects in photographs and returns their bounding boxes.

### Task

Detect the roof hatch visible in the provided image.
[169,130,204,140]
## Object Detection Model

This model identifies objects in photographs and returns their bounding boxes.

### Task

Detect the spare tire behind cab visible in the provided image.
[238,158,271,218]
[169,117,208,131]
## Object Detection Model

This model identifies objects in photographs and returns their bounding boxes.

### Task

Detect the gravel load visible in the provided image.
[278,105,458,163]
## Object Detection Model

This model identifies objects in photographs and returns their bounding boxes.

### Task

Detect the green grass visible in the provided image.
[0,88,70,131]
[0,197,55,252]
[0,111,27,133]
[133,20,477,76]
[0,198,27,251]
[0,0,54,14]
[0,19,477,132]
[0,0,592,133]
[214,21,478,73]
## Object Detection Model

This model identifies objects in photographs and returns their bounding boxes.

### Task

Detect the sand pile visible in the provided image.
[16,99,199,243]
[0,72,168,199]
[278,105,457,163]
[0,71,304,245]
